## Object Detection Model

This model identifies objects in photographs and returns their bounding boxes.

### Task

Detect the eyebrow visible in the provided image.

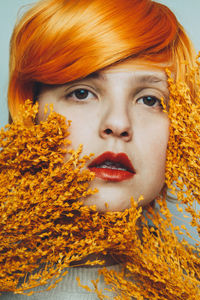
[83,71,166,84]
[138,74,166,84]
[84,71,101,80]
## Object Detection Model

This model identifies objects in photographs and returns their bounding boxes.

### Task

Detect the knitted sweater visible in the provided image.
[1,265,121,300]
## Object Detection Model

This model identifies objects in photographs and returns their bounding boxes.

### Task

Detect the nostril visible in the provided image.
[121,131,129,137]
[104,128,112,135]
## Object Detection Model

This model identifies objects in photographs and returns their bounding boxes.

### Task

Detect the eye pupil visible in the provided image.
[74,89,89,99]
[144,96,156,106]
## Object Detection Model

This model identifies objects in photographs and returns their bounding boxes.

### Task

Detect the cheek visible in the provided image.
[149,129,169,171]
[135,112,169,152]
[136,123,169,207]
[148,130,169,161]
[37,101,47,121]
[135,115,169,174]
[62,108,99,151]
[148,124,169,190]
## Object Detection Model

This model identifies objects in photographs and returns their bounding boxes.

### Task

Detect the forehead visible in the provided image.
[87,58,168,82]
[105,58,167,72]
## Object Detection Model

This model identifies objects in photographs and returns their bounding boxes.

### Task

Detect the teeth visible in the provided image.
[97,160,128,171]
[101,165,127,171]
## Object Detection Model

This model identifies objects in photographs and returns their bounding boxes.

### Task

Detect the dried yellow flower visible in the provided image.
[0,55,199,299]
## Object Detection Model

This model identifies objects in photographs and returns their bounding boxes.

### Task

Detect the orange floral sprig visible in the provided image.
[0,102,143,294]
[0,101,97,292]
[94,60,200,299]
[98,197,200,299]
[165,61,200,243]
[0,58,199,300]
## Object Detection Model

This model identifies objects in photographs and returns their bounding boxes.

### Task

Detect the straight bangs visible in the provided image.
[8,0,193,119]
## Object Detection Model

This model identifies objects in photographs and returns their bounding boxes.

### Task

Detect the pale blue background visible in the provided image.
[0,0,200,127]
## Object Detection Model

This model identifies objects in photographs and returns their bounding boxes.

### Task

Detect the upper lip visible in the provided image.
[88,151,135,173]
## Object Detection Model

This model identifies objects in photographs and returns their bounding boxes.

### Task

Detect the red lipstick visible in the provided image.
[88,151,135,182]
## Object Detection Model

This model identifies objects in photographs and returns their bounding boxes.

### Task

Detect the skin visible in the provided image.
[38,59,170,212]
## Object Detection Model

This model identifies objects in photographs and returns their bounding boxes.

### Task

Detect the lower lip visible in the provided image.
[89,167,135,182]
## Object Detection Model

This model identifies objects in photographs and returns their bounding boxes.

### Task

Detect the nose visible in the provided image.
[99,106,133,142]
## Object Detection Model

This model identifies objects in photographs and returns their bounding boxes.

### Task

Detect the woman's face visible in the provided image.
[38,59,170,212]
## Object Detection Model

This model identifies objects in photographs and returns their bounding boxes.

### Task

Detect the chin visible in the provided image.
[83,189,132,212]
[83,178,135,212]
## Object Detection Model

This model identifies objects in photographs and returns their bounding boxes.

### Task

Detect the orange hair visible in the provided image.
[8,0,196,120]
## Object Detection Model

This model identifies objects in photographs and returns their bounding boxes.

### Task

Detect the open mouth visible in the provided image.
[88,151,135,182]
[95,160,133,171]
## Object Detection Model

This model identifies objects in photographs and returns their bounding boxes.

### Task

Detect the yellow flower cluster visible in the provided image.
[0,58,199,299]
[165,64,200,240]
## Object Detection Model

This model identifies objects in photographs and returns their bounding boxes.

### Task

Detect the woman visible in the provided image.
[1,0,199,298]
[7,0,196,210]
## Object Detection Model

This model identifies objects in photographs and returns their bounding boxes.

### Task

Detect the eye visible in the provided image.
[66,88,95,101]
[137,96,162,108]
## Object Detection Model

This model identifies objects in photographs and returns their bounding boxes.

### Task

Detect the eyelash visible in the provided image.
[65,88,164,109]
[65,88,96,101]
[136,96,163,108]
